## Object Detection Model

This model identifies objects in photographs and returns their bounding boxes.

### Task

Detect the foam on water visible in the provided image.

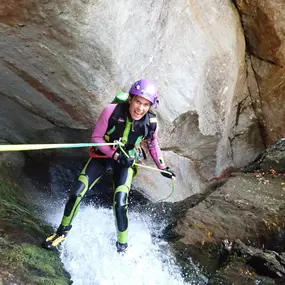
[47,204,205,285]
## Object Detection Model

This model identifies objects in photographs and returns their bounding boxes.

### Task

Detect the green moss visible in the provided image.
[0,243,70,284]
[0,172,70,284]
[0,175,51,237]
[0,177,32,218]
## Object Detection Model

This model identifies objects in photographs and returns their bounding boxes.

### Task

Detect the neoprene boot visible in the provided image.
[42,225,72,250]
[116,241,128,253]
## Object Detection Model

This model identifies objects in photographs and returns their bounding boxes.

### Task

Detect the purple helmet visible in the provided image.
[129,79,159,107]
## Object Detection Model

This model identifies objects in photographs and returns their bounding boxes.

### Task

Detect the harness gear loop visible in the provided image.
[89,139,125,159]
[89,147,108,158]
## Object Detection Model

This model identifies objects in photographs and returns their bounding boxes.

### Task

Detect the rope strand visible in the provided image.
[0,140,175,200]
[0,142,122,152]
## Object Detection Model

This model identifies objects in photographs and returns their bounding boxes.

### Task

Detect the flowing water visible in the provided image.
[25,159,276,285]
[45,202,207,285]
[26,160,208,285]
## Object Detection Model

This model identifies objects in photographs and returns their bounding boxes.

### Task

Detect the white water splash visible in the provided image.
[46,203,205,285]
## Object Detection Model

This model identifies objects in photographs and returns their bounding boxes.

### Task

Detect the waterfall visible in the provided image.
[46,203,207,285]
[23,160,209,285]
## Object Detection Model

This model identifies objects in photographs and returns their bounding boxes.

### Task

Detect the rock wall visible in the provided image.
[0,0,270,201]
[234,0,285,146]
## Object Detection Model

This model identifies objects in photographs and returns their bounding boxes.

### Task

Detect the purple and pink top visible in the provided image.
[91,104,166,170]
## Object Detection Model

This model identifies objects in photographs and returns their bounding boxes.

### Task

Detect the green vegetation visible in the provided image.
[0,175,50,239]
[0,242,71,284]
[0,173,71,284]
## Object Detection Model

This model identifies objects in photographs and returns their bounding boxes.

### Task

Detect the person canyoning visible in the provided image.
[42,79,176,253]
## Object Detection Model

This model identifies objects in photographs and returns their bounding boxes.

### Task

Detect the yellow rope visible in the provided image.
[0,142,121,152]
[0,139,175,200]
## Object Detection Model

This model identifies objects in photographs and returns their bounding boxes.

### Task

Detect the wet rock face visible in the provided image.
[165,172,285,284]
[232,239,285,279]
[160,140,285,283]
[245,138,285,172]
[235,0,285,66]
[170,174,285,246]
[235,0,285,146]
[248,57,285,146]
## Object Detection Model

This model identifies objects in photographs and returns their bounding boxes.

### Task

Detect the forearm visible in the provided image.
[147,135,166,169]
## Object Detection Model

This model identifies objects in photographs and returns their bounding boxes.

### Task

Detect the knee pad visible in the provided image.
[114,191,128,232]
[71,177,88,196]
[64,180,86,216]
[114,191,128,208]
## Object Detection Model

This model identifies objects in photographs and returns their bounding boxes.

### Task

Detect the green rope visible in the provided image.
[0,139,175,201]
[0,142,123,152]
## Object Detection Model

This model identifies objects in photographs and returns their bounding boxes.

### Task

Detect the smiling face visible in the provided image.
[129,95,151,120]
